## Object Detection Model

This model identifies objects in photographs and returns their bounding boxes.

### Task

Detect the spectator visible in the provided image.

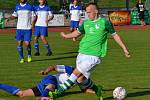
[136,0,145,25]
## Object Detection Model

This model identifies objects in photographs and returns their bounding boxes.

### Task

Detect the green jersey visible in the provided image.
[77,17,115,57]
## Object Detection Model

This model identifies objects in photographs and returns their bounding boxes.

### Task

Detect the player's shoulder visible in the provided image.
[99,17,110,23]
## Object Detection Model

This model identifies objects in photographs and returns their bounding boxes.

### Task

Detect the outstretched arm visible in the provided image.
[39,65,56,75]
[112,33,131,58]
[60,30,81,39]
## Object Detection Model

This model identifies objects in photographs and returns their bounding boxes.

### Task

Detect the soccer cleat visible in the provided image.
[27,56,32,63]
[49,90,57,100]
[34,52,40,56]
[46,51,52,56]
[96,85,103,100]
[20,59,24,63]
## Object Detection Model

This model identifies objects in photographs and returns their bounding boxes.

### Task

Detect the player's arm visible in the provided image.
[5,16,16,22]
[48,15,54,21]
[32,15,37,28]
[112,34,130,58]
[39,65,56,75]
[106,19,130,58]
[60,30,81,39]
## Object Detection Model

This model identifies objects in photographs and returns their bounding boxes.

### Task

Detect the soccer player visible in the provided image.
[69,0,82,41]
[5,0,34,63]
[49,2,131,100]
[0,65,95,100]
[33,0,53,56]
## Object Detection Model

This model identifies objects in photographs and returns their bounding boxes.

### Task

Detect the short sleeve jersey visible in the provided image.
[34,5,53,27]
[12,3,34,29]
[77,17,116,57]
[70,5,82,21]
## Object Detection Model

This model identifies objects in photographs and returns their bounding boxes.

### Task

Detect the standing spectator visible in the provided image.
[136,0,145,25]
[6,0,34,63]
[33,0,53,56]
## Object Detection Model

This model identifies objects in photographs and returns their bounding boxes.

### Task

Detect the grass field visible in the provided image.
[0,29,150,100]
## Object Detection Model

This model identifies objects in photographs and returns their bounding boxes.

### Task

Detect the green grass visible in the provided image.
[0,29,150,100]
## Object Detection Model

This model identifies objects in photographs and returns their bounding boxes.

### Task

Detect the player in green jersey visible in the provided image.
[49,2,130,100]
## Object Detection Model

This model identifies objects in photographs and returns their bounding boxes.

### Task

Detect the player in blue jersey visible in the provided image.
[33,0,53,56]
[0,65,95,100]
[69,0,82,41]
[5,0,34,63]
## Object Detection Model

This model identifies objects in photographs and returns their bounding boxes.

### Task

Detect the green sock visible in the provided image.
[57,79,74,96]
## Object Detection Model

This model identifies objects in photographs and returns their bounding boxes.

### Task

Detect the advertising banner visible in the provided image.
[48,14,64,26]
[108,11,130,25]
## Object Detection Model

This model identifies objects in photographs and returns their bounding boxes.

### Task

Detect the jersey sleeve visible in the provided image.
[105,19,116,35]
[77,22,85,34]
[12,5,18,17]
[48,6,53,17]
[56,65,74,75]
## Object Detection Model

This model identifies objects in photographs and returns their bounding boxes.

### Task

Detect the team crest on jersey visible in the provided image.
[95,24,100,29]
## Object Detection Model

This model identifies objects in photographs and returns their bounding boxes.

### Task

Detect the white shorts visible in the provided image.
[76,53,101,79]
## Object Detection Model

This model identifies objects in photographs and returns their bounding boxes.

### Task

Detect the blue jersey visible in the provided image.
[12,2,34,29]
[37,65,74,96]
[34,5,53,27]
[70,5,82,21]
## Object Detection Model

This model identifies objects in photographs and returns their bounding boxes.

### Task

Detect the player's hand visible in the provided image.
[36,97,52,100]
[39,70,48,75]
[124,50,131,58]
[5,18,9,25]
[41,97,52,100]
[72,37,77,41]
[60,32,67,38]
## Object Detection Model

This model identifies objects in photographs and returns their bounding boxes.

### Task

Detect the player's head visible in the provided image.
[139,0,142,3]
[85,2,99,20]
[19,0,27,4]
[38,0,47,5]
[73,0,78,5]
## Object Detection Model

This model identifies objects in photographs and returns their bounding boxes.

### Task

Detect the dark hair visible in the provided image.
[85,2,99,10]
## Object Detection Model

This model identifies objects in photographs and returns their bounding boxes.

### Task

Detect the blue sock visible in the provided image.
[27,45,31,57]
[45,44,51,53]
[17,46,24,59]
[0,83,20,95]
[34,42,39,53]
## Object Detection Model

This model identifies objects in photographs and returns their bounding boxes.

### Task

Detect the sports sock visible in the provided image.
[34,42,39,53]
[45,44,51,53]
[57,74,78,96]
[27,45,31,57]
[0,83,20,95]
[17,46,24,59]
[78,79,102,96]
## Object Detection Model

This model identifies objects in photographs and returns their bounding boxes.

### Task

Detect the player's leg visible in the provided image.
[40,27,52,56]
[0,83,20,95]
[50,54,103,100]
[16,89,35,97]
[16,30,24,63]
[17,41,24,63]
[24,29,32,62]
[34,26,40,56]
[34,36,40,56]
[70,20,78,41]
[77,76,103,100]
